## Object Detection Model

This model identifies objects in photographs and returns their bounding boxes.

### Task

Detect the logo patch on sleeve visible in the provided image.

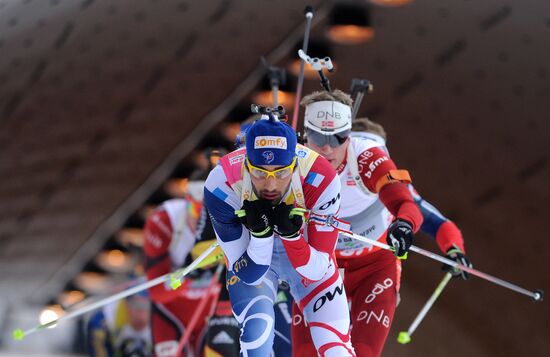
[212,187,228,201]
[305,172,325,187]
[229,154,245,165]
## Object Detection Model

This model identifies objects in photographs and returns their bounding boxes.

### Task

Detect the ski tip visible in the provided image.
[397,331,411,344]
[533,289,544,302]
[12,329,25,341]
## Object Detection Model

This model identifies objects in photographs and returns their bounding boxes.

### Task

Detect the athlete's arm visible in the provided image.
[280,156,340,282]
[357,147,423,231]
[143,209,193,303]
[408,184,465,253]
[204,165,273,285]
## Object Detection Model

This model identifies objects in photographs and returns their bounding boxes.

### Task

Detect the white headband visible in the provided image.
[304,101,352,134]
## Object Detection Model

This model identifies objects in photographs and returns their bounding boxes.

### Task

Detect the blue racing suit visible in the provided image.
[204,146,355,357]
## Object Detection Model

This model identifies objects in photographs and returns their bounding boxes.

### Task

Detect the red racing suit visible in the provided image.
[144,198,218,357]
[293,136,424,357]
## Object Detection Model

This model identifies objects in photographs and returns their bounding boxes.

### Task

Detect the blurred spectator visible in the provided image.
[144,149,240,357]
[87,290,152,357]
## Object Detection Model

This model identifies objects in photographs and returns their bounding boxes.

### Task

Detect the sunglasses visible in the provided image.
[305,128,349,148]
[245,157,297,179]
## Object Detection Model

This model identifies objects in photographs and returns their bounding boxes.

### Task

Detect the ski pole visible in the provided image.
[291,5,314,130]
[397,272,453,344]
[13,242,220,341]
[339,231,543,302]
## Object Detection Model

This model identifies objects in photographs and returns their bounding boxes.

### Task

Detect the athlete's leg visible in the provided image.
[226,269,278,357]
[293,262,355,357]
[346,250,401,357]
[291,301,317,357]
[273,282,293,357]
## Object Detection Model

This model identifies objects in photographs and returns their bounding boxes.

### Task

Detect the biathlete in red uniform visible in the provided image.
[292,91,472,357]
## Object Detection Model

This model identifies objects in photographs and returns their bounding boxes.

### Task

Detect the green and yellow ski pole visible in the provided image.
[13,242,221,341]
[397,272,453,344]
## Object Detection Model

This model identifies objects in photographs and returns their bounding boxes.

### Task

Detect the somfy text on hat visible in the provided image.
[245,116,297,167]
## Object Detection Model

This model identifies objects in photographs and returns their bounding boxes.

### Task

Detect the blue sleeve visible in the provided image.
[408,184,449,240]
[203,186,243,243]
[203,182,270,285]
[87,310,113,357]
[231,250,271,285]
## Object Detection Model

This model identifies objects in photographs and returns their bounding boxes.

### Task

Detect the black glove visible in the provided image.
[386,219,414,258]
[442,246,472,280]
[271,203,305,239]
[236,199,274,238]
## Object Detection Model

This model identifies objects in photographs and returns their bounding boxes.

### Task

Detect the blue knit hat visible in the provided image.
[245,116,297,166]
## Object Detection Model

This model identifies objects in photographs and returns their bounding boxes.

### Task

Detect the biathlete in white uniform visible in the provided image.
[291,90,424,357]
[292,91,472,357]
[204,114,355,356]
[350,117,472,280]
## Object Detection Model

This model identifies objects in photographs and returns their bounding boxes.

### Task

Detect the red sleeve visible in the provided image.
[356,147,423,231]
[144,210,191,303]
[436,221,465,253]
[357,147,396,192]
[303,156,340,255]
[379,183,423,232]
[279,155,340,282]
